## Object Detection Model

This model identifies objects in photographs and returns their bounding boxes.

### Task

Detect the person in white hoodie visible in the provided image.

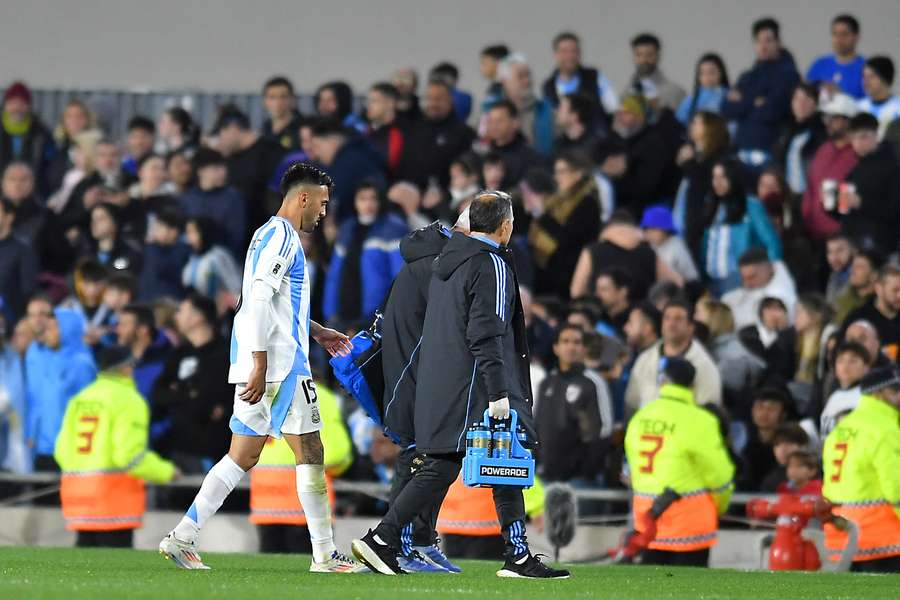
[722,248,797,330]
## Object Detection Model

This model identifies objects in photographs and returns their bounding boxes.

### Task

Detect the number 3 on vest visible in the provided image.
[77,415,100,453]
[831,442,849,482]
[639,434,664,473]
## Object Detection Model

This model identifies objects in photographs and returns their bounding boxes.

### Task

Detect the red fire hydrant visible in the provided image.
[746,495,836,571]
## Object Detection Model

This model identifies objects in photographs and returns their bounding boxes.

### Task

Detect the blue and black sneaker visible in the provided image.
[398,550,448,573]
[413,543,462,574]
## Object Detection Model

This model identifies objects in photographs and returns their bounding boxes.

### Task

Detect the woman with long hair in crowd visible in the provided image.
[701,159,782,295]
[182,217,242,309]
[793,293,836,385]
[773,83,826,197]
[157,106,199,157]
[675,53,730,125]
[47,98,95,192]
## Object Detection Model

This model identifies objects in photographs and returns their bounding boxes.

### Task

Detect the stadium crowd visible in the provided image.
[2,12,900,515]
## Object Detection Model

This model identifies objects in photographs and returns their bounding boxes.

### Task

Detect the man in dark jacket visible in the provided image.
[261,76,303,151]
[487,101,548,190]
[541,31,616,120]
[395,79,475,189]
[839,113,900,253]
[0,82,55,193]
[721,18,800,168]
[381,220,460,572]
[611,96,669,218]
[310,119,386,223]
[535,324,612,483]
[353,192,569,579]
[0,198,38,321]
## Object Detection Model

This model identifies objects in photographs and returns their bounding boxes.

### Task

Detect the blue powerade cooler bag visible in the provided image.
[329,315,401,444]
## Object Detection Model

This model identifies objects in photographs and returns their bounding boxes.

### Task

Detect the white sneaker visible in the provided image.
[310,550,370,573]
[159,532,211,570]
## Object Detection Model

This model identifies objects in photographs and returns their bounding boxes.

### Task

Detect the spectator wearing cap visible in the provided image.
[610,94,668,219]
[138,208,190,301]
[541,31,618,117]
[525,150,599,299]
[121,116,155,181]
[722,248,797,330]
[554,93,602,159]
[626,300,722,414]
[396,78,475,190]
[0,198,38,321]
[843,264,900,360]
[837,113,900,253]
[641,205,698,284]
[624,33,686,115]
[760,423,810,492]
[801,92,859,242]
[149,294,230,472]
[806,14,866,99]
[858,56,900,137]
[261,76,303,151]
[365,82,407,181]
[309,118,386,224]
[701,160,782,296]
[492,54,555,156]
[820,340,870,436]
[738,387,792,490]
[721,18,800,169]
[485,99,548,190]
[212,104,285,231]
[0,81,56,192]
[832,250,881,326]
[179,148,246,258]
[623,301,661,355]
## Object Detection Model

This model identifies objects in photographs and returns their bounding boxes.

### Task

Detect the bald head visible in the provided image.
[846,320,881,365]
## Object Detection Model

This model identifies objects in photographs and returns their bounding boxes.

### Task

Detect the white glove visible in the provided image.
[489,397,510,420]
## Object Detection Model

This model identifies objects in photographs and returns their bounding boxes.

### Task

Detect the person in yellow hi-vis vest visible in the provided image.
[54,346,178,547]
[436,476,544,559]
[624,357,734,567]
[250,381,353,553]
[823,366,900,573]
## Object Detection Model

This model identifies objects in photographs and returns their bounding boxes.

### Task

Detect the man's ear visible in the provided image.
[297,190,309,207]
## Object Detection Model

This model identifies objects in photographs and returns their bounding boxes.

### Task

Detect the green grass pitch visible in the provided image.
[1,547,898,599]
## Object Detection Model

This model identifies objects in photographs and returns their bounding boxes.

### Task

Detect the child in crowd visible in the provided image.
[777,450,822,498]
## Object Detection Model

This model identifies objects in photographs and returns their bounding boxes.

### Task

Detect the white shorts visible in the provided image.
[230,374,322,438]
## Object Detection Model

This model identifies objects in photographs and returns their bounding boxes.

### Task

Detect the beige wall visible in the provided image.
[1,0,898,98]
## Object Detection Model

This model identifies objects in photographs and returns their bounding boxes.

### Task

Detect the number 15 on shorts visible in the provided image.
[301,379,318,405]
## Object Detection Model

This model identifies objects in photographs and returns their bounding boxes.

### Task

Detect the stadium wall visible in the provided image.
[2,0,897,98]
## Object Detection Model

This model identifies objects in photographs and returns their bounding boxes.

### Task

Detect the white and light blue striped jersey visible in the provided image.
[228,216,311,384]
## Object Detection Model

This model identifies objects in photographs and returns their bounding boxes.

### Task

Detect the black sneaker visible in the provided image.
[496,553,570,579]
[351,529,404,575]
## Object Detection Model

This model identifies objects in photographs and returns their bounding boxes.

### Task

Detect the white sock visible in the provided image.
[297,464,336,562]
[173,455,246,543]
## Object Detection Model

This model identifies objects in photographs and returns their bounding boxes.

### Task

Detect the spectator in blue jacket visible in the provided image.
[806,14,865,99]
[310,119,387,223]
[116,303,171,402]
[25,305,96,470]
[721,18,800,169]
[430,61,473,122]
[179,147,246,259]
[701,159,782,296]
[676,53,730,125]
[323,180,407,328]
[138,208,190,301]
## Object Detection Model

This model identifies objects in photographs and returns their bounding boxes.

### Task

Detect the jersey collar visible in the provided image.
[470,233,500,249]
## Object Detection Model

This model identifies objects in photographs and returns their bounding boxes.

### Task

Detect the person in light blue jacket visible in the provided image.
[676,53,731,125]
[702,159,782,296]
[25,307,96,469]
[323,181,407,328]
[0,312,29,472]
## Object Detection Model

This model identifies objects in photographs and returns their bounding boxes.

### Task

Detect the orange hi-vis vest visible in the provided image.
[437,475,546,536]
[249,437,335,526]
[822,395,900,562]
[54,373,176,532]
[624,384,735,552]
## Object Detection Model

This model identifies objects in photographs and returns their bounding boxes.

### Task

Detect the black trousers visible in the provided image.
[851,555,900,573]
[375,452,527,559]
[641,548,710,567]
[389,448,440,549]
[33,455,60,506]
[442,534,506,560]
[257,524,313,554]
[75,530,134,548]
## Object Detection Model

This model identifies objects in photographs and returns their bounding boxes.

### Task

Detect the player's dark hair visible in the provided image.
[107,274,137,297]
[127,115,155,134]
[469,191,513,234]
[752,17,780,39]
[279,161,334,197]
[121,303,156,336]
[184,293,218,328]
[555,323,585,345]
[370,82,400,101]
[489,99,519,119]
[481,44,510,60]
[832,13,860,35]
[263,75,295,96]
[630,32,661,50]
[552,31,580,49]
